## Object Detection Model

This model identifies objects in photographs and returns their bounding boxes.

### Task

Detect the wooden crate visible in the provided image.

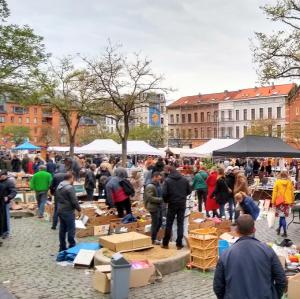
[190,227,217,235]
[190,246,218,259]
[190,255,218,270]
[189,212,205,223]
[215,220,231,229]
[216,227,231,237]
[198,220,215,229]
[188,234,218,249]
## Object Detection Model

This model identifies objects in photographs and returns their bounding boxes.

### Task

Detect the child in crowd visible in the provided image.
[234,192,260,221]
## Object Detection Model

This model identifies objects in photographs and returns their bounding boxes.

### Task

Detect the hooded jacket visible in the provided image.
[193,170,208,190]
[162,171,192,206]
[105,176,128,204]
[55,181,81,213]
[272,178,294,205]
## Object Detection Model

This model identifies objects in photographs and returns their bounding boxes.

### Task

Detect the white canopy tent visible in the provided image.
[125,141,165,157]
[182,138,239,157]
[74,139,120,154]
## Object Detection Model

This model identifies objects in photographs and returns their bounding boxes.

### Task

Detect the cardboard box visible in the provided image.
[94,224,110,236]
[88,215,119,226]
[99,232,152,252]
[130,260,155,288]
[109,222,137,234]
[288,273,300,299]
[93,266,111,294]
[76,226,94,238]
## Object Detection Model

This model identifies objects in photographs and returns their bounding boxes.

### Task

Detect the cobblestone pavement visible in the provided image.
[0,215,299,299]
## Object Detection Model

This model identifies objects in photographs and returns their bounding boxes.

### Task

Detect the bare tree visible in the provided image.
[33,57,96,155]
[38,124,59,147]
[84,44,167,165]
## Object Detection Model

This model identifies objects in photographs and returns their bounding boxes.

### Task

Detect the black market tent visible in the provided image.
[212,135,300,158]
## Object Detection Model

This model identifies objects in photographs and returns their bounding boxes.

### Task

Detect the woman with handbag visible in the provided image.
[272,170,295,237]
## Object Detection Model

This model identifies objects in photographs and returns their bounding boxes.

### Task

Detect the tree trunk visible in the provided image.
[69,134,75,157]
[121,114,130,167]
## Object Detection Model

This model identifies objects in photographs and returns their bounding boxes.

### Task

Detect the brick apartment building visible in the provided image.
[0,100,83,147]
[167,84,298,148]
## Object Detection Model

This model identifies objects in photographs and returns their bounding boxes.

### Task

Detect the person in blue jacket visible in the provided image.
[213,215,286,299]
[234,191,260,220]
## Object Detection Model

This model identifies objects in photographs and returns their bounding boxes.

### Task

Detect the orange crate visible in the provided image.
[190,227,217,235]
[216,227,231,237]
[189,212,205,223]
[188,234,218,249]
[190,255,218,270]
[198,220,216,229]
[190,246,218,259]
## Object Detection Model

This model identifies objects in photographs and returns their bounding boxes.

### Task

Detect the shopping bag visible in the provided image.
[275,195,284,206]
[267,209,276,228]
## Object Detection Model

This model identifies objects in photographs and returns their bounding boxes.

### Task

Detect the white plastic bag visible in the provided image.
[267,209,276,228]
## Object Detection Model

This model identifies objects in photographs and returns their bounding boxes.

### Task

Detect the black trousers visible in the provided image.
[115,198,132,218]
[150,206,163,241]
[163,204,185,247]
[197,189,207,213]
[58,211,76,252]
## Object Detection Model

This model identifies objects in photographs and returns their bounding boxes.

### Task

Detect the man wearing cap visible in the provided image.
[0,171,17,240]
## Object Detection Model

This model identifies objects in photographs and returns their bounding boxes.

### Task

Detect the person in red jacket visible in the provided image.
[206,167,220,217]
[27,158,34,175]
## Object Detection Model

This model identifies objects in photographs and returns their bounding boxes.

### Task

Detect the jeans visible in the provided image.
[219,203,226,218]
[115,198,132,218]
[150,206,163,241]
[85,188,94,201]
[163,204,185,247]
[52,204,58,229]
[36,191,48,217]
[228,197,236,220]
[3,202,10,236]
[58,211,76,252]
[279,216,287,233]
[196,189,207,213]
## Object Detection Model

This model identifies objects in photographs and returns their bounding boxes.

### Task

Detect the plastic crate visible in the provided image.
[188,234,218,249]
[191,246,218,259]
[190,255,218,270]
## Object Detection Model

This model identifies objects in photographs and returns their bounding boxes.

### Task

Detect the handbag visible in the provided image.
[275,184,287,206]
[119,179,135,197]
[267,208,276,228]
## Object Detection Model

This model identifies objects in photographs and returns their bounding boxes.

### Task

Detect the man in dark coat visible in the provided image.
[11,155,21,172]
[213,215,286,299]
[162,166,192,250]
[0,171,17,239]
[84,164,96,201]
[21,154,30,173]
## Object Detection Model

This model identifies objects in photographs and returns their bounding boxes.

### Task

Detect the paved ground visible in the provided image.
[0,215,299,299]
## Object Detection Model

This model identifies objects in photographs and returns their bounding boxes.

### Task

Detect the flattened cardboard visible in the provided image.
[73,249,95,268]
[288,273,300,299]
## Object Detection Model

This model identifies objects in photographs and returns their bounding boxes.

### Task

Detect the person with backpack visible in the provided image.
[193,167,208,214]
[144,171,163,245]
[105,167,134,218]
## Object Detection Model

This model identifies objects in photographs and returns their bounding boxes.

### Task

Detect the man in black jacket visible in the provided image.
[50,172,68,230]
[0,171,17,239]
[56,173,81,252]
[162,166,192,250]
[214,215,286,299]
[84,164,96,201]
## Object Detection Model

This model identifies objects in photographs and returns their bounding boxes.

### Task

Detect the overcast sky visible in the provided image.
[7,0,290,101]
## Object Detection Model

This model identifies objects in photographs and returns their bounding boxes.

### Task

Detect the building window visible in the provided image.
[26,117,30,124]
[228,110,232,120]
[221,111,225,121]
[194,128,198,138]
[214,128,218,138]
[207,112,211,122]
[0,116,5,123]
[182,129,186,139]
[170,114,174,124]
[201,127,205,139]
[251,109,255,120]
[60,136,66,144]
[268,125,272,136]
[277,107,282,119]
[277,125,281,138]
[228,127,233,138]
[176,128,180,138]
[296,108,300,116]
[243,109,247,121]
[188,129,192,138]
[268,107,272,119]
[18,117,22,124]
[213,111,218,122]
[243,126,247,136]
[170,129,174,138]
[207,127,212,138]
[236,126,240,138]
[259,108,263,120]
[235,110,239,121]
[11,116,14,123]
[188,114,192,123]
[34,117,38,124]
[34,127,38,134]
[194,112,198,122]
[181,114,186,123]
[200,112,204,122]
[221,127,225,138]
[176,114,179,123]
[34,108,38,115]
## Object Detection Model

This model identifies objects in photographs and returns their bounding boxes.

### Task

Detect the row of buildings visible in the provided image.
[167,83,300,148]
[1,83,300,148]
